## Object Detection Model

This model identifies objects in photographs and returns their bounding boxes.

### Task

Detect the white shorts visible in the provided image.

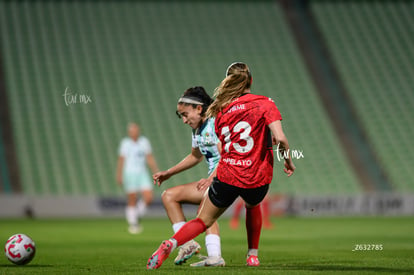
[123,171,153,193]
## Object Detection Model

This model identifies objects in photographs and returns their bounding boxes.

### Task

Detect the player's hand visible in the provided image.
[197,177,213,192]
[153,171,171,186]
[272,135,278,146]
[283,160,295,177]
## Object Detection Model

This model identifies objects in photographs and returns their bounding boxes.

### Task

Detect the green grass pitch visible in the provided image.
[1,217,413,274]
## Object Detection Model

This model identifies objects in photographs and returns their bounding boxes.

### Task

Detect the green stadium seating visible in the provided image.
[0,0,361,196]
[311,0,414,192]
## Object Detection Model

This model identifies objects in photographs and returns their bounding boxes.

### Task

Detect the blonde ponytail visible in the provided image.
[207,62,252,117]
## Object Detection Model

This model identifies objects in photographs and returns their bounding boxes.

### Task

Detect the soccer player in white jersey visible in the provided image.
[152,87,225,267]
[117,123,159,234]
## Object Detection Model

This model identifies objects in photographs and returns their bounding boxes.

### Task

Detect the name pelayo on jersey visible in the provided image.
[215,93,282,188]
[192,117,220,175]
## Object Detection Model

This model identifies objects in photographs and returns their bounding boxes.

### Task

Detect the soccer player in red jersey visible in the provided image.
[147,62,295,269]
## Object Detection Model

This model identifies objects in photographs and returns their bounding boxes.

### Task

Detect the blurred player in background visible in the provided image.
[230,196,273,230]
[117,123,159,234]
[153,86,225,267]
[147,62,295,269]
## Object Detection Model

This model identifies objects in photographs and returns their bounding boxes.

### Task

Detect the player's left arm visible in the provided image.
[268,120,295,177]
[263,98,295,176]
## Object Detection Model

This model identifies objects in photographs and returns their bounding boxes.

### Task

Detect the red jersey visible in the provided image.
[215,93,282,188]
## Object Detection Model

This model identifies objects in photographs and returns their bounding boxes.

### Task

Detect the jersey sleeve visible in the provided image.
[191,130,198,148]
[118,139,128,157]
[263,98,282,125]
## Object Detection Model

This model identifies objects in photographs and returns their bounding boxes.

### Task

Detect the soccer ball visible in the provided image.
[4,234,36,265]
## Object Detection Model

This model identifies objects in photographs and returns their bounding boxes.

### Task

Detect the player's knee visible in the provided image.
[161,189,174,205]
[127,199,136,207]
[127,193,137,206]
[142,191,153,205]
[245,203,260,209]
[205,219,215,228]
[145,196,153,205]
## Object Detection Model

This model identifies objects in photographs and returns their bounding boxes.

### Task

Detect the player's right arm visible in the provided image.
[153,147,204,186]
[117,139,128,185]
[116,156,125,185]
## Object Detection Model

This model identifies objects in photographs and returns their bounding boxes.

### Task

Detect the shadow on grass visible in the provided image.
[0,264,54,268]
[268,264,414,273]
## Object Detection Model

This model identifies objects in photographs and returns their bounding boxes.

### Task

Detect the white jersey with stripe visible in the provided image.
[192,117,220,175]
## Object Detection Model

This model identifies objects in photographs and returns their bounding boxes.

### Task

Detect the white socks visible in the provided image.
[172,223,221,258]
[126,200,147,226]
[172,221,186,233]
[126,206,137,226]
[136,200,147,217]
[205,234,221,257]
[169,238,178,250]
[247,249,258,256]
